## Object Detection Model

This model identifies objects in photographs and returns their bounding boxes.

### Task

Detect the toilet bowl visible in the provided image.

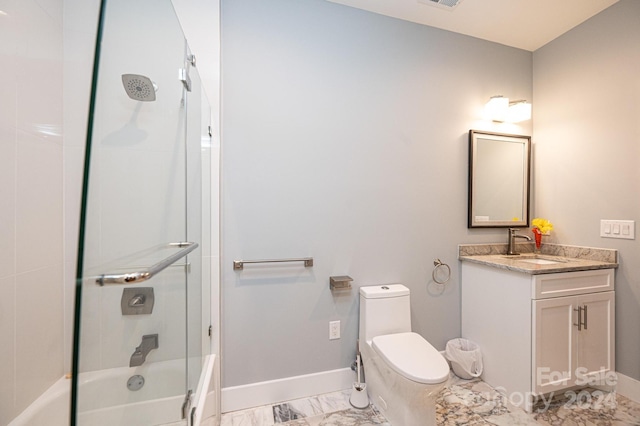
[359,284,449,426]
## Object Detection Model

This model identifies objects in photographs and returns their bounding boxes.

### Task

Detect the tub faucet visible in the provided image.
[130,334,158,367]
[507,228,532,255]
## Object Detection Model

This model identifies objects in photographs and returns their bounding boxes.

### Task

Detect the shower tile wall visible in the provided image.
[0,0,65,423]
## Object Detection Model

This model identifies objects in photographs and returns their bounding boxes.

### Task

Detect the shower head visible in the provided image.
[121,74,158,102]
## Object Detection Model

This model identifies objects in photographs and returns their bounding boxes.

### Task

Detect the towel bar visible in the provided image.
[233,257,314,271]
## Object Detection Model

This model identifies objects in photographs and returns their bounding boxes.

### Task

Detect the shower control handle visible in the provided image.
[121,287,154,315]
[128,295,146,307]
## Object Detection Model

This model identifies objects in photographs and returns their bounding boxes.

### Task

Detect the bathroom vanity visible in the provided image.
[459,243,618,412]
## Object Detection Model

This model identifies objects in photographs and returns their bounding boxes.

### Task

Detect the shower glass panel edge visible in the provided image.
[70,0,107,423]
[71,0,209,424]
[185,43,204,410]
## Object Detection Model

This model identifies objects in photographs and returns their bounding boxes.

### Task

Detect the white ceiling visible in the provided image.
[326,0,619,51]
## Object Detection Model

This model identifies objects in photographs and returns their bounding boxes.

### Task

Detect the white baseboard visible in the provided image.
[616,371,640,403]
[221,368,354,413]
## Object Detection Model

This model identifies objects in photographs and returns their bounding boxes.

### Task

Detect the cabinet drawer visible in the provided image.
[532,269,614,299]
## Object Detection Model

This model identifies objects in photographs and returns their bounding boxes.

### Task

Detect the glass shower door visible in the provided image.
[185,51,208,408]
[71,0,204,424]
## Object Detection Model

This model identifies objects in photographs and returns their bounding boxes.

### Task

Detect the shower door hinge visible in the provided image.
[182,389,193,420]
[208,325,212,338]
[179,68,192,92]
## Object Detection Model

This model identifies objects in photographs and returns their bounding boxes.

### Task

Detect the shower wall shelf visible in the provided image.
[95,242,199,285]
[233,257,314,271]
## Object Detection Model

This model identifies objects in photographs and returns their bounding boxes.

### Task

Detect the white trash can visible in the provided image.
[445,338,483,379]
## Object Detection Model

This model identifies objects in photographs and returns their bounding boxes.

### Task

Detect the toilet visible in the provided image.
[358,284,449,426]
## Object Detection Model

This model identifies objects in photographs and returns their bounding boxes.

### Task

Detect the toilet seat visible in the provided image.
[372,332,449,384]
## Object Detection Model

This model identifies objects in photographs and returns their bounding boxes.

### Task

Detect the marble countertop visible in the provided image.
[458,243,618,275]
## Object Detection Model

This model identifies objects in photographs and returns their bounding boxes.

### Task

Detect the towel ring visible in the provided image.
[432,259,451,285]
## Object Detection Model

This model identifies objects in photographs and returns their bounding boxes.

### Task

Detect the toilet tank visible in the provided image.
[359,284,411,343]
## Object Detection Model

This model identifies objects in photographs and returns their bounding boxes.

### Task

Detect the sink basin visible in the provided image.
[502,255,570,265]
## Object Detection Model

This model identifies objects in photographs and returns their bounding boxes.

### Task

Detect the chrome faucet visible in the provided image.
[130,334,159,367]
[507,228,532,255]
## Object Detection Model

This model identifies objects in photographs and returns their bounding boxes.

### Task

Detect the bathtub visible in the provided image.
[9,355,217,426]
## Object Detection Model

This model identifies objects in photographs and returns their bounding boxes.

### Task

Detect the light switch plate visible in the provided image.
[600,220,635,240]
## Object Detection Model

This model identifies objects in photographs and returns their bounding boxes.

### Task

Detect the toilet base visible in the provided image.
[360,342,447,426]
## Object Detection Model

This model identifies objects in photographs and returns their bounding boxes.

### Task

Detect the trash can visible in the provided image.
[445,338,483,379]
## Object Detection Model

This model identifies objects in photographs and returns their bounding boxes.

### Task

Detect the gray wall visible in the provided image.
[533,0,640,381]
[221,0,532,387]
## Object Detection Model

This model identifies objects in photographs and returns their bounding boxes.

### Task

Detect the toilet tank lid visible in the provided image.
[359,284,409,299]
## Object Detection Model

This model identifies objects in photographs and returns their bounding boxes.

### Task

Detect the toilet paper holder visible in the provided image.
[330,275,353,290]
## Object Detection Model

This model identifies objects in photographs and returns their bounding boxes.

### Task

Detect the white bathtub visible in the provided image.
[9,355,217,426]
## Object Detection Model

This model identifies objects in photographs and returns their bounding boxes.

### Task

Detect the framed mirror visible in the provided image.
[468,130,531,228]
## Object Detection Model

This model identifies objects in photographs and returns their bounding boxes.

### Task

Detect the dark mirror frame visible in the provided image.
[468,130,531,228]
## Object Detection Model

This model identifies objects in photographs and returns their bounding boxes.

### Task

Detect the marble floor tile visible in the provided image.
[221,404,276,426]
[318,390,353,414]
[300,414,328,426]
[317,407,389,426]
[531,389,640,426]
[485,410,540,426]
[438,378,510,420]
[221,377,640,426]
[273,396,324,423]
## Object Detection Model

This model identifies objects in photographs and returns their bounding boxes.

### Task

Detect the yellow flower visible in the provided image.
[532,218,554,234]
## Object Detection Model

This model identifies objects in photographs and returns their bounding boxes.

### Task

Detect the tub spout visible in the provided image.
[130,334,158,367]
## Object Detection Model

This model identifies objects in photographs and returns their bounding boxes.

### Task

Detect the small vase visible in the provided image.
[532,228,542,249]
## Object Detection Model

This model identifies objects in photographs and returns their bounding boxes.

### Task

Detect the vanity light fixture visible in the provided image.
[484,95,509,122]
[417,0,464,10]
[484,96,531,123]
[506,100,532,123]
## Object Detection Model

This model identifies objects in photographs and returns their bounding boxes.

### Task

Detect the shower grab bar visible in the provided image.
[96,242,199,285]
[233,257,314,271]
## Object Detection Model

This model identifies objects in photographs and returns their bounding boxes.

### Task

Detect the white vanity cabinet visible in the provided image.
[461,263,615,411]
[533,289,615,395]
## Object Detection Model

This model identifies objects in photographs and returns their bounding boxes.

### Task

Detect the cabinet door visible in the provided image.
[532,296,578,395]
[576,291,615,386]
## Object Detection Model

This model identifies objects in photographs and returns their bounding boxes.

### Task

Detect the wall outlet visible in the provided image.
[600,220,635,240]
[329,320,340,340]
